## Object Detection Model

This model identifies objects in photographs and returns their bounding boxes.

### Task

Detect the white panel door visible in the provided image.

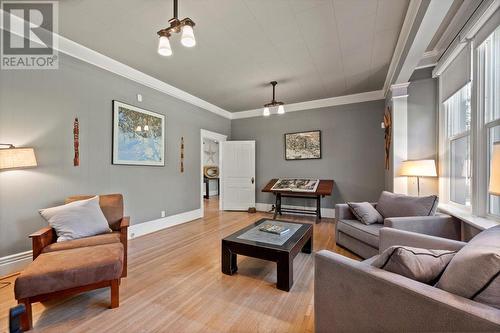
[221,141,255,211]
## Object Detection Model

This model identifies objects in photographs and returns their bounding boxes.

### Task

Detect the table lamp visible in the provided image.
[489,142,500,196]
[0,144,37,170]
[400,159,437,196]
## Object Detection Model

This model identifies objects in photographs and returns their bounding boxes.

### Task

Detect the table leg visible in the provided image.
[273,193,282,219]
[204,178,209,199]
[316,195,321,222]
[277,254,293,291]
[221,242,237,275]
[277,193,282,216]
[301,236,312,254]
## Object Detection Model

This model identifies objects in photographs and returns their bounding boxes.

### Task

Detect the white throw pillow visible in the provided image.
[39,196,111,242]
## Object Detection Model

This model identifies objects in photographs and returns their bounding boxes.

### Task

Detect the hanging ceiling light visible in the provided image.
[157,0,196,56]
[263,81,285,116]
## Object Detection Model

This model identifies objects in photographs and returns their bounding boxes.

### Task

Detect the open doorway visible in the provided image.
[200,129,227,217]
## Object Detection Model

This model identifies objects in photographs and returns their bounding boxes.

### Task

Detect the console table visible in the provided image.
[262,179,334,222]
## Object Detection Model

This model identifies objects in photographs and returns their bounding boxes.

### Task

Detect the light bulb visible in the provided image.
[263,107,270,116]
[135,126,142,132]
[277,105,285,114]
[144,125,149,131]
[181,25,196,47]
[158,36,172,56]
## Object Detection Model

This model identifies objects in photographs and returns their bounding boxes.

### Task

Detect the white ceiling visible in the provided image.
[58,0,409,112]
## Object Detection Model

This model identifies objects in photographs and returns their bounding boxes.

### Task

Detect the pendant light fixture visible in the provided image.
[157,0,196,57]
[263,81,285,116]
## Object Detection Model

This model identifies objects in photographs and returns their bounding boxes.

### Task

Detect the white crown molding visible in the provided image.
[56,36,233,119]
[383,0,422,96]
[231,90,385,120]
[0,8,232,120]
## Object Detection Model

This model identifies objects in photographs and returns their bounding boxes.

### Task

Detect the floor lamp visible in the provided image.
[400,159,437,196]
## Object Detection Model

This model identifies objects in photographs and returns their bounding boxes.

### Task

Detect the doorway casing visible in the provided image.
[200,129,227,217]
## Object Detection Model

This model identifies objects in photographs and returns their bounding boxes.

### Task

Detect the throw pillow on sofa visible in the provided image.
[39,196,111,242]
[436,225,500,309]
[375,191,438,218]
[372,246,456,284]
[347,202,383,225]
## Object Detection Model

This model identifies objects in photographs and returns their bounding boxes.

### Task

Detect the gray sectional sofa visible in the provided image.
[334,192,462,259]
[315,227,500,332]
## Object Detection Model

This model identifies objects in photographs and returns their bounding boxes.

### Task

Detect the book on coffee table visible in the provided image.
[259,224,290,235]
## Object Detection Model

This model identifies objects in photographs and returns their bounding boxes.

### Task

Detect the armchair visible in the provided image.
[29,194,129,277]
[315,228,500,332]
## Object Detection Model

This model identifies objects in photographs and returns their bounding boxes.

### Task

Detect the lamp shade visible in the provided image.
[0,147,37,170]
[489,142,500,195]
[399,159,437,177]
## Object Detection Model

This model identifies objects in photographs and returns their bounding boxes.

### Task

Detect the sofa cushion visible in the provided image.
[15,243,123,300]
[39,196,112,242]
[42,232,121,253]
[337,219,383,248]
[372,246,456,284]
[347,202,383,225]
[376,191,438,218]
[436,225,500,309]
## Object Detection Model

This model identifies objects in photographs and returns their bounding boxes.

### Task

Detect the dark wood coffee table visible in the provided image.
[221,218,313,291]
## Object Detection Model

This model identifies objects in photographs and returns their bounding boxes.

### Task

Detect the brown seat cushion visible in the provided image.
[15,243,123,300]
[42,232,121,253]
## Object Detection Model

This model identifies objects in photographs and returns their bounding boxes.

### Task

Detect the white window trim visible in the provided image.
[437,19,500,228]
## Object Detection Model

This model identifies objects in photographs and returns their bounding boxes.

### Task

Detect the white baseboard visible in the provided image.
[256,203,335,218]
[0,209,203,277]
[128,208,202,239]
[0,250,32,277]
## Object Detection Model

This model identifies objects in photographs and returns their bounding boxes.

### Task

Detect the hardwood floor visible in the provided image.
[0,198,358,332]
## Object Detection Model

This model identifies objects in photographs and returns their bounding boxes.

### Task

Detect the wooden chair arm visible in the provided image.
[29,227,55,260]
[119,217,129,278]
[120,216,130,230]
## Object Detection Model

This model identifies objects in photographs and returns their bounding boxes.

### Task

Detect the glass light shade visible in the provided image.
[136,126,142,132]
[489,142,500,195]
[181,25,196,47]
[277,105,285,114]
[399,159,437,177]
[0,147,37,170]
[263,107,270,116]
[144,125,149,131]
[158,36,172,56]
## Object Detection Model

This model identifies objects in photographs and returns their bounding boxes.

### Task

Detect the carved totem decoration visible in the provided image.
[383,107,392,170]
[73,117,80,166]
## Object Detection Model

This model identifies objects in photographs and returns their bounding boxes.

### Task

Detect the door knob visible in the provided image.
[251,177,255,184]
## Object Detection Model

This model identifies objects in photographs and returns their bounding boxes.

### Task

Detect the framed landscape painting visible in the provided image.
[284,130,321,160]
[112,100,165,166]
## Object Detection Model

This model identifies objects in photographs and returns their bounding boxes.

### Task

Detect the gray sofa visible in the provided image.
[315,228,500,332]
[335,203,461,259]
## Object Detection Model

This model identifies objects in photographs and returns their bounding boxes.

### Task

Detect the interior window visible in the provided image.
[444,84,471,206]
[481,26,500,217]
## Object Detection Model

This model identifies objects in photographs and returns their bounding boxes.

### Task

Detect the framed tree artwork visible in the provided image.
[112,100,165,166]
[284,130,321,160]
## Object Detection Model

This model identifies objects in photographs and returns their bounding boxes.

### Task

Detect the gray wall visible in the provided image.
[407,68,438,195]
[0,54,230,257]
[231,100,386,209]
